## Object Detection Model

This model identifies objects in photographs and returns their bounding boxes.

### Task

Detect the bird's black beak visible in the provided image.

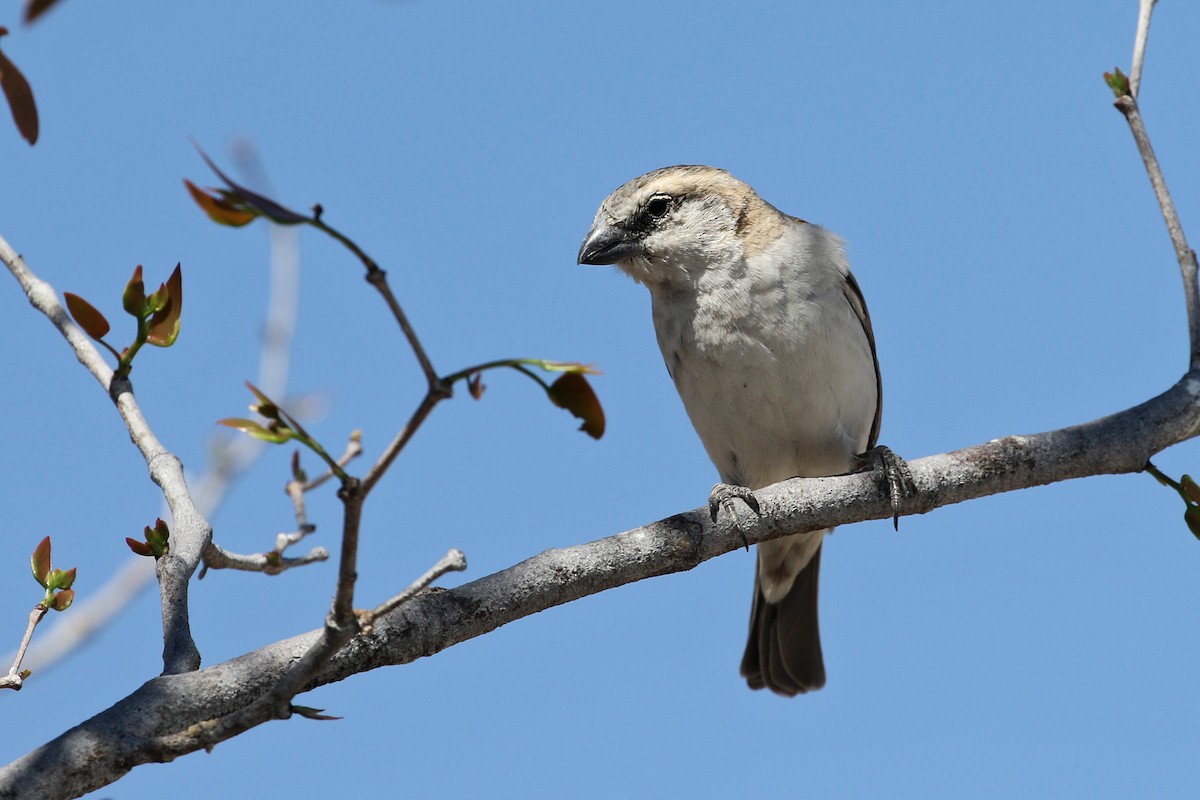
[578,224,641,265]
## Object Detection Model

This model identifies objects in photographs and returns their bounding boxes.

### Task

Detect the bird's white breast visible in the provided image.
[648,223,876,489]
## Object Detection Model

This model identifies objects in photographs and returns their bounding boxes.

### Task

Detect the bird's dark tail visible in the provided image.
[740,543,825,696]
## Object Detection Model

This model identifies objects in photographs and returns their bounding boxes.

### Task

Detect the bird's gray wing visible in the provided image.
[842,270,882,450]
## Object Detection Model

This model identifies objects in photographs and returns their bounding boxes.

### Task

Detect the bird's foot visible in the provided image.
[708,483,762,551]
[864,445,916,530]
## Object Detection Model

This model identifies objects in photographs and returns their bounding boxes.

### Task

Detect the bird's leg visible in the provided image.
[709,483,762,551]
[862,445,916,529]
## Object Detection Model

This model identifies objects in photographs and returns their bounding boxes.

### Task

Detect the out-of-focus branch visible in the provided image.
[356,548,466,634]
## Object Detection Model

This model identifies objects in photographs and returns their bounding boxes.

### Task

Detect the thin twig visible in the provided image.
[309,215,443,392]
[201,543,329,575]
[1113,20,1200,368]
[300,431,363,493]
[331,482,365,625]
[359,390,446,498]
[0,606,48,690]
[197,434,361,577]
[285,480,313,536]
[357,549,467,633]
[1129,0,1156,98]
[363,269,445,393]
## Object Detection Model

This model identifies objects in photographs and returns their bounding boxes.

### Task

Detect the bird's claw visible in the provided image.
[708,483,762,551]
[865,445,916,529]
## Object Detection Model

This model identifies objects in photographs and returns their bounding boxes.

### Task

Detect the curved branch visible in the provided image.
[3,369,1198,799]
[0,237,209,675]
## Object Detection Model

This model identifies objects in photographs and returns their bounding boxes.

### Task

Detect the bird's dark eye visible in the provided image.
[645,195,672,220]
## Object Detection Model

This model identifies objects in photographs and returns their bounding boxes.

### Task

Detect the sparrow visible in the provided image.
[578,165,910,696]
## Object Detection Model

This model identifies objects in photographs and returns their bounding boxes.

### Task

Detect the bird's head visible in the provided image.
[577,165,787,289]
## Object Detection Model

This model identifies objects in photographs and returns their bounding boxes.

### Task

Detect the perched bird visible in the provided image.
[579,165,907,696]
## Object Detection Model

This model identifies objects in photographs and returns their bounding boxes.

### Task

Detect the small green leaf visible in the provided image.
[524,359,602,376]
[50,588,74,612]
[245,381,273,406]
[53,566,76,591]
[1185,506,1200,542]
[148,518,170,548]
[218,417,293,443]
[123,265,147,316]
[31,536,51,587]
[547,372,605,439]
[146,264,183,347]
[1181,475,1200,505]
[64,293,111,341]
[244,381,313,439]
[145,284,169,315]
[1104,67,1130,98]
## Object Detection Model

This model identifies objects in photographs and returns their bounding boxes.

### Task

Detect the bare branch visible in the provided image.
[1129,0,1156,98]
[201,543,329,575]
[0,606,47,691]
[1112,6,1200,369]
[0,236,208,675]
[360,390,445,498]
[358,548,467,633]
[296,430,363,495]
[362,267,444,393]
[331,482,365,626]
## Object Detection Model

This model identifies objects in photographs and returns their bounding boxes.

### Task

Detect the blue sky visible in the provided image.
[3,1,1199,797]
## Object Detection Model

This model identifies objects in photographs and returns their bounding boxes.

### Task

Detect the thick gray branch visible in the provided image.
[3,371,1198,800]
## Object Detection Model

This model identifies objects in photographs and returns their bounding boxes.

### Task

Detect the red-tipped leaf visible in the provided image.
[126,537,155,557]
[193,144,309,225]
[184,179,258,227]
[146,264,183,346]
[31,535,50,587]
[122,265,147,316]
[64,293,111,341]
[50,588,74,611]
